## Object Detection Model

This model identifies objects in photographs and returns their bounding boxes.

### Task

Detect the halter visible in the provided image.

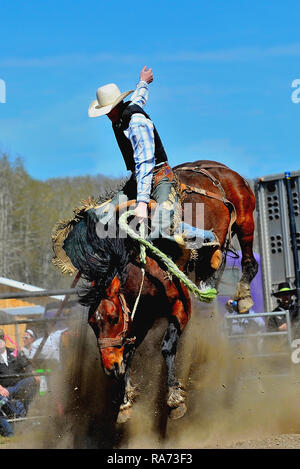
[97,292,136,349]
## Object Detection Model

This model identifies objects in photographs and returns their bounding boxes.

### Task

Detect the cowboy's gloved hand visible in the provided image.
[135,202,148,220]
[140,66,153,84]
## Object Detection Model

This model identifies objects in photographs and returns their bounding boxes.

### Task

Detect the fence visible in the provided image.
[224,310,293,381]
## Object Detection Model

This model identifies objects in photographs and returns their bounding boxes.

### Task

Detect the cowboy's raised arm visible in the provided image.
[130,66,153,109]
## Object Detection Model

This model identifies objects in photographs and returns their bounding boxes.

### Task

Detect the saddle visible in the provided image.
[150,161,236,245]
[174,163,237,246]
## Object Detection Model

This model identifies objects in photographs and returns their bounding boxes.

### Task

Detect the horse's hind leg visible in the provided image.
[162,298,189,420]
[234,211,258,312]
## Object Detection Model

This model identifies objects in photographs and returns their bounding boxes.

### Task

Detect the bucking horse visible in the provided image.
[52,160,258,423]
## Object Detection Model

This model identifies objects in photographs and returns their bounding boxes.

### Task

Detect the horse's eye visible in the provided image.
[107,314,119,325]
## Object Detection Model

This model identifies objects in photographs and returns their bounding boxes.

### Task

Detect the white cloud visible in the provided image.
[158,43,300,63]
[0,53,143,68]
[1,43,300,68]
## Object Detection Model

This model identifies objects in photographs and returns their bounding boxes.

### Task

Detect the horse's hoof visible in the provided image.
[168,403,187,420]
[238,297,254,313]
[117,408,132,424]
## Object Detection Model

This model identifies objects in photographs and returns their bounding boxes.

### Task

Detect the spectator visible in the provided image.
[28,305,68,365]
[0,335,40,437]
[28,305,70,417]
[0,329,18,357]
[225,299,266,355]
[29,327,68,364]
[268,282,297,333]
[21,329,37,359]
[226,299,266,335]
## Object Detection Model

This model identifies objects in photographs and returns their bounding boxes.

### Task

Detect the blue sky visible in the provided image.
[0,0,299,181]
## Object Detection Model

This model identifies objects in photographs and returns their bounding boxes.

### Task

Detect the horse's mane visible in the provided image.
[72,208,137,308]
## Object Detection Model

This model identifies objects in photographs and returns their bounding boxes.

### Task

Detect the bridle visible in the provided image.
[96,292,136,349]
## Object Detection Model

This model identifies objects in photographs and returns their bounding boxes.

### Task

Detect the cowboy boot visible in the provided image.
[174,222,219,250]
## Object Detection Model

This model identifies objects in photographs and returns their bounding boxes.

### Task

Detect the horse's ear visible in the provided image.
[106,276,121,297]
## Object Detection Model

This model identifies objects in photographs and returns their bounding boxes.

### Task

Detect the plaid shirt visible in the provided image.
[125,81,155,204]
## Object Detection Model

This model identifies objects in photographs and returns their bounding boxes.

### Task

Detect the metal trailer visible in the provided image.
[255,169,300,314]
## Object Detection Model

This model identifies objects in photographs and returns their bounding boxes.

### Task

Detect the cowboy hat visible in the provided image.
[271,282,297,297]
[88,83,134,118]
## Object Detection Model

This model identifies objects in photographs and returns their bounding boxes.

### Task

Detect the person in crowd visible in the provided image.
[226,299,266,335]
[27,303,71,417]
[267,282,298,333]
[0,334,40,437]
[21,329,37,359]
[29,304,68,365]
[225,298,266,355]
[0,330,13,437]
[0,328,18,357]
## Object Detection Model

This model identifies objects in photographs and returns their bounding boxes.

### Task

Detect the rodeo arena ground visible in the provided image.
[0,162,300,452]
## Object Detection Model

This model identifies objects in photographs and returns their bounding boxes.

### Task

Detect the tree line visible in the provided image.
[0,152,124,289]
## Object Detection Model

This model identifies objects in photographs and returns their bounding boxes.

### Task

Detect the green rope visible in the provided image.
[119,210,217,303]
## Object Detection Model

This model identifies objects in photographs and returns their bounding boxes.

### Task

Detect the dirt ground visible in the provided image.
[212,434,300,449]
[2,304,300,450]
[2,432,300,450]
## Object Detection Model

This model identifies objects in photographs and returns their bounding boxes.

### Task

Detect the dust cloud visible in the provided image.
[118,301,300,449]
[3,303,300,449]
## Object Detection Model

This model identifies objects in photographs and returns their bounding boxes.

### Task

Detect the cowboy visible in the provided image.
[21,329,37,359]
[88,66,216,251]
[267,282,298,333]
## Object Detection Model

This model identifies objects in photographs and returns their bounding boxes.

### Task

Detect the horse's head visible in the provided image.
[88,276,134,379]
[72,214,138,378]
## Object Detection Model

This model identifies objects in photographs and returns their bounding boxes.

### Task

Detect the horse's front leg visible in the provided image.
[234,213,258,312]
[162,299,189,420]
[117,346,138,424]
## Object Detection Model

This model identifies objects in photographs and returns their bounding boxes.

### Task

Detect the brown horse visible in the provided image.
[77,236,192,423]
[54,159,257,423]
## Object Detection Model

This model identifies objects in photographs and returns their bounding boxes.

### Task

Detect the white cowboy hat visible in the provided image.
[88,83,134,118]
